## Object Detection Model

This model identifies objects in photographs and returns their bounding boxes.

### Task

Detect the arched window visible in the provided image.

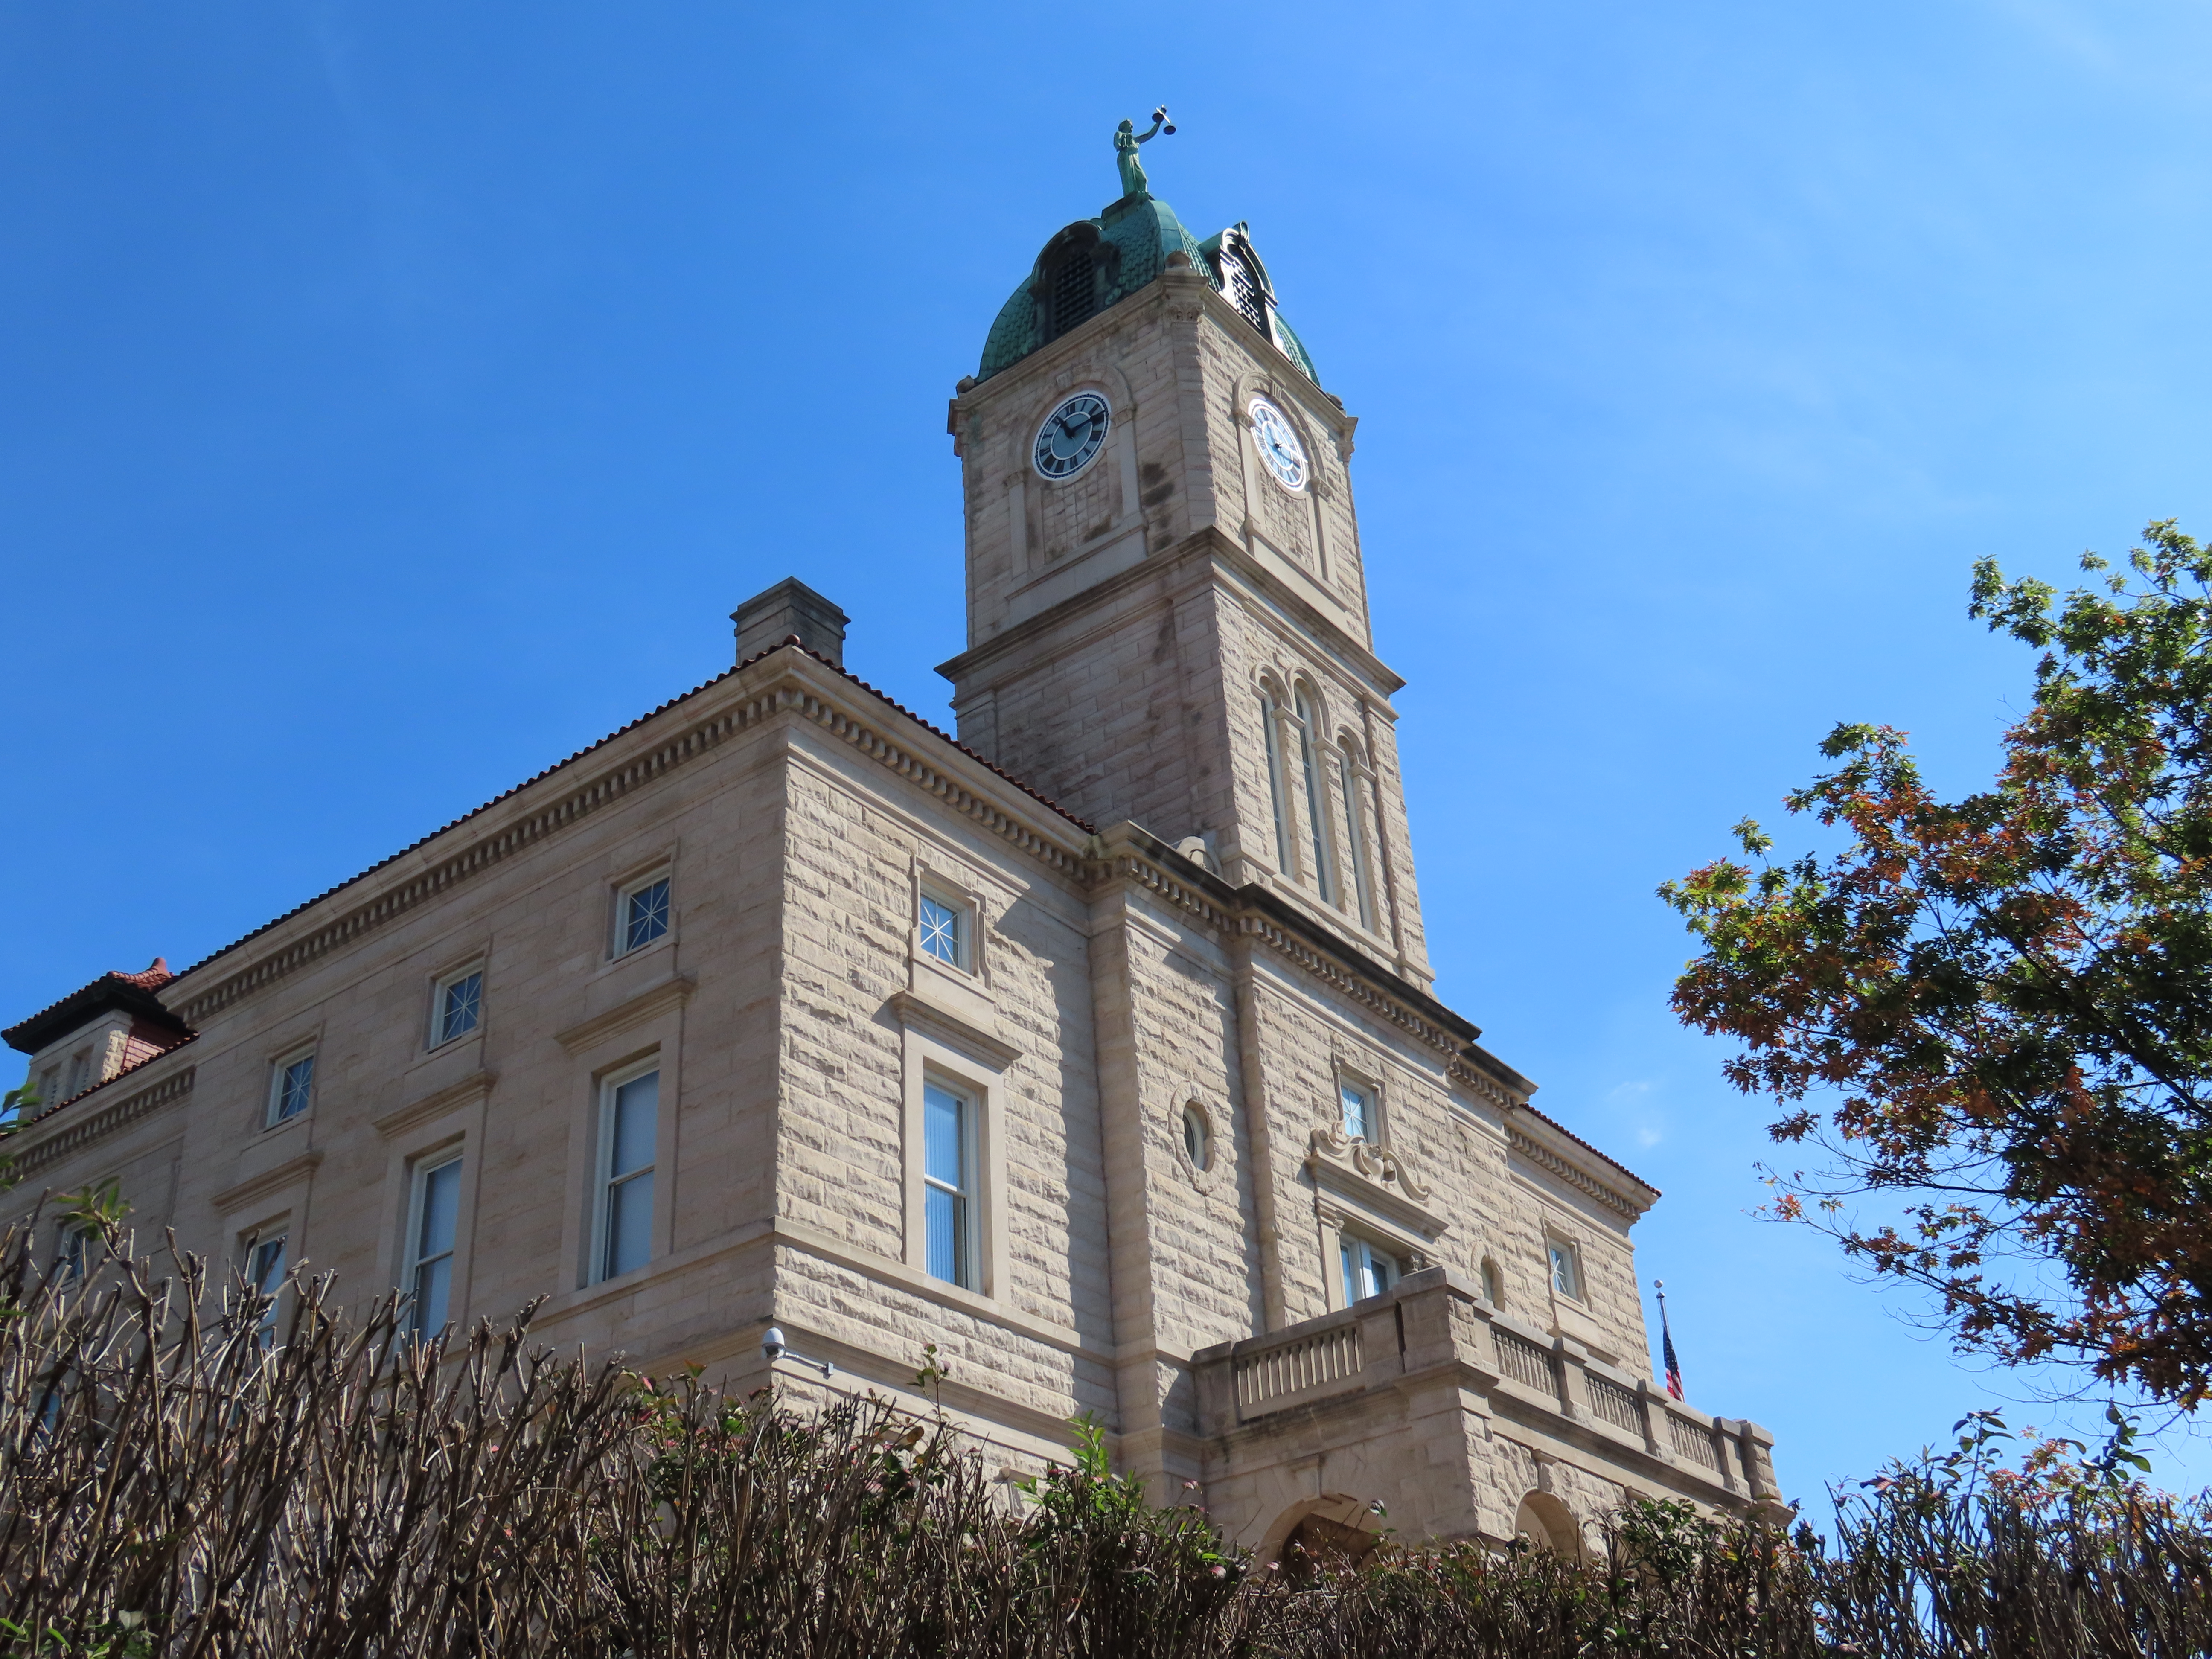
[1045,247,1097,341]
[1481,1257,1503,1307]
[1258,687,1293,875]
[1293,687,1334,903]
[1337,737,1376,931]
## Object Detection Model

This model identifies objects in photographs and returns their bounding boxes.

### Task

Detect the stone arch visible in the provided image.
[1512,1490,1581,1561]
[1258,1493,1385,1569]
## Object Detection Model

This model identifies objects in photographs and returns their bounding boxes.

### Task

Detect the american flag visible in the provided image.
[1656,1279,1685,1401]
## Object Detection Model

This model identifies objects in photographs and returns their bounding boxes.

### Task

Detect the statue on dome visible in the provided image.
[1115,107,1176,198]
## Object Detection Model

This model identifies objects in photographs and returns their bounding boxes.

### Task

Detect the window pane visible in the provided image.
[923,1083,966,1190]
[1260,694,1293,873]
[925,1184,967,1286]
[440,973,482,1042]
[276,1055,314,1121]
[251,1236,288,1296]
[1340,749,1376,930]
[1549,1244,1577,1298]
[1340,1237,1356,1305]
[1183,1106,1207,1169]
[413,1254,452,1334]
[625,878,670,952]
[1340,1084,1371,1140]
[1295,692,1333,901]
[919,897,960,965]
[418,1160,461,1259]
[611,1072,658,1178]
[605,1171,654,1278]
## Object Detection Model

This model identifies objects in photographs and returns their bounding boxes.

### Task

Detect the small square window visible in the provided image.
[268,1052,315,1126]
[433,969,483,1047]
[1339,1081,1374,1142]
[1548,1240,1582,1301]
[918,894,965,969]
[619,875,671,956]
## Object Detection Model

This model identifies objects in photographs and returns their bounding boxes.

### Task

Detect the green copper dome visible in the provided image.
[978,193,1321,387]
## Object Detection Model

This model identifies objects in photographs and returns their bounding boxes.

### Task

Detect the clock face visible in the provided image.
[1033,392,1112,480]
[1249,398,1309,491]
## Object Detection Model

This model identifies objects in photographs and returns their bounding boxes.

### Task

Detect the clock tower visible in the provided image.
[940,156,1433,988]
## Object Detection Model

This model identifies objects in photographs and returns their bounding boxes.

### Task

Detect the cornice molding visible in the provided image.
[171,660,1094,1028]
[555,975,696,1054]
[213,1151,323,1215]
[12,1065,194,1183]
[372,1070,496,1141]
[1506,1115,1652,1222]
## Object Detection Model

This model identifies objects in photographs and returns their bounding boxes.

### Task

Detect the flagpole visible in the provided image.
[1654,1278,1685,1402]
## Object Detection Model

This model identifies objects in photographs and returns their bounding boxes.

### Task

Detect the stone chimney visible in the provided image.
[731,577,848,669]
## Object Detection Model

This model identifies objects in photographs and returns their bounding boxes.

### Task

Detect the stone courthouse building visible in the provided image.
[5,133,1781,1559]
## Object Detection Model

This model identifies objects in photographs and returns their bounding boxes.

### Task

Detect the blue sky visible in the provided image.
[7,1,2212,1510]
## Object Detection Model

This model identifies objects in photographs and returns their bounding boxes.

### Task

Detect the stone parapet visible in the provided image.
[1190,1267,1782,1549]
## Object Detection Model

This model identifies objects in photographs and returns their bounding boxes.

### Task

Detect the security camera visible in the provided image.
[763,1326,787,1363]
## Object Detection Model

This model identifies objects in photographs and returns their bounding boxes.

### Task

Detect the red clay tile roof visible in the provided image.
[4,959,190,1057]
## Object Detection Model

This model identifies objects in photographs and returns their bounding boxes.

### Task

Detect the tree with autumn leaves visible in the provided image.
[1664,521,2212,1407]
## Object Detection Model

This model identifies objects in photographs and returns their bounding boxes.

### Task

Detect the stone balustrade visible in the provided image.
[1192,1266,1782,1534]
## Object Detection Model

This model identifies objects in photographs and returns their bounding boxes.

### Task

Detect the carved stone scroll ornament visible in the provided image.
[1308,1123,1432,1203]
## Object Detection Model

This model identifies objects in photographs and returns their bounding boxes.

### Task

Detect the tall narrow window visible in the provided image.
[1340,1234,1401,1304]
[923,1081,975,1290]
[1338,745,1377,931]
[1293,690,1334,902]
[269,1052,315,1126]
[1481,1258,1504,1307]
[1259,691,1293,874]
[249,1234,287,1347]
[434,969,482,1047]
[63,1049,91,1098]
[1340,1081,1374,1141]
[595,1068,658,1282]
[619,876,670,955]
[405,1155,462,1336]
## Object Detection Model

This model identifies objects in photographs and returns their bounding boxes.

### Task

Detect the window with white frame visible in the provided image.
[1259,689,1294,875]
[922,1079,977,1290]
[248,1233,287,1346]
[617,874,671,956]
[1548,1238,1583,1301]
[1339,1233,1403,1305]
[1338,740,1377,931]
[917,889,968,970]
[1293,687,1335,903]
[592,1064,658,1283]
[432,968,483,1047]
[1339,1079,1376,1142]
[403,1154,463,1336]
[268,1051,315,1127]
